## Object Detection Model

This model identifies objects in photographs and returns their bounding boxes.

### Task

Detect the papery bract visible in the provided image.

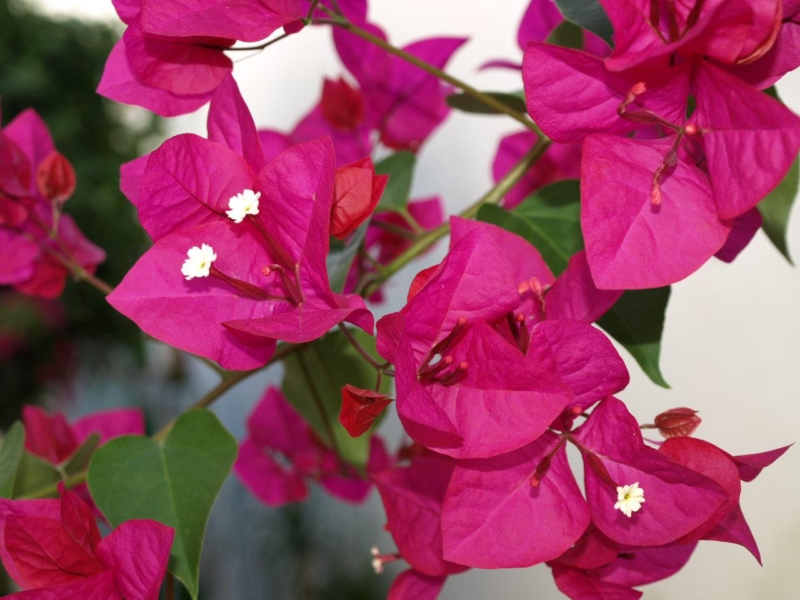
[574,397,728,547]
[330,156,388,239]
[22,405,145,464]
[387,569,446,600]
[234,387,384,506]
[334,24,466,151]
[109,132,373,369]
[339,384,393,438]
[372,453,468,577]
[0,483,173,599]
[441,431,589,568]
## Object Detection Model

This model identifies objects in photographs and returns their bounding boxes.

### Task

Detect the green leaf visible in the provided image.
[88,410,237,599]
[0,422,25,498]
[597,287,671,388]
[282,330,390,469]
[478,180,583,276]
[13,451,61,498]
[758,155,798,264]
[554,0,614,45]
[375,152,416,211]
[547,20,584,50]
[61,433,100,477]
[446,91,528,116]
[327,221,369,293]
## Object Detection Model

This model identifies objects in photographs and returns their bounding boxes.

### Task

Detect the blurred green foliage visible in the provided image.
[0,0,162,425]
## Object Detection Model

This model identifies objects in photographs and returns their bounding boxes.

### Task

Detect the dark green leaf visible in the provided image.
[597,287,671,388]
[282,330,390,469]
[327,221,369,293]
[478,180,583,276]
[554,0,614,45]
[13,451,61,498]
[758,156,798,264]
[375,152,416,211]
[0,422,25,498]
[446,91,528,116]
[61,433,100,477]
[88,410,237,599]
[547,20,584,50]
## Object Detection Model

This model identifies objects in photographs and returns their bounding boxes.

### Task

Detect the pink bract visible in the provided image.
[234,387,385,506]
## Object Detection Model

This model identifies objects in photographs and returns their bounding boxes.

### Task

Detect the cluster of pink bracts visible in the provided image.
[1,109,104,298]
[1,0,798,599]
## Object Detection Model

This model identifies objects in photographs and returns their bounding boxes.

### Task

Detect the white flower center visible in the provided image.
[226,189,261,223]
[614,482,645,518]
[181,244,217,280]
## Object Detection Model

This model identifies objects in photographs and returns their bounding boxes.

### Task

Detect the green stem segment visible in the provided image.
[152,342,302,441]
[18,470,87,500]
[364,138,551,294]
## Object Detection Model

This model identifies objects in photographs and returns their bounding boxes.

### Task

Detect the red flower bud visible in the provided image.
[330,157,388,239]
[36,151,76,204]
[321,77,364,130]
[654,407,701,439]
[339,384,393,438]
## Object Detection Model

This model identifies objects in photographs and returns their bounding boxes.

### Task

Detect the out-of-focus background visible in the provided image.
[3,0,799,598]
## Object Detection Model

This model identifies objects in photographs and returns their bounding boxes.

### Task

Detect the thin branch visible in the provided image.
[338,323,382,370]
[18,470,87,500]
[368,219,418,239]
[152,343,302,441]
[224,31,291,52]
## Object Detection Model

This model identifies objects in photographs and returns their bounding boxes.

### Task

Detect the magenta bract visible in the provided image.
[234,387,384,506]
[0,484,173,599]
[441,431,589,569]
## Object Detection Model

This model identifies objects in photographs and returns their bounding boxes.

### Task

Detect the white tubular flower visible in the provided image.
[614,482,645,518]
[181,244,217,280]
[226,189,261,223]
[370,545,383,574]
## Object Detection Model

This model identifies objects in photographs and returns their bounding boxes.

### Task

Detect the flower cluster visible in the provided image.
[2,0,797,598]
[524,0,800,289]
[1,109,104,298]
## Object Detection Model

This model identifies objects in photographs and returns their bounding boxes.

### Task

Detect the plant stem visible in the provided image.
[338,323,382,370]
[368,218,418,239]
[18,470,87,500]
[328,18,540,134]
[166,574,175,600]
[364,137,550,294]
[152,343,301,441]
[225,32,291,52]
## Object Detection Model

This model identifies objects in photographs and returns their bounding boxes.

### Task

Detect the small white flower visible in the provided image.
[614,482,645,518]
[370,545,383,574]
[181,244,217,280]
[226,189,261,223]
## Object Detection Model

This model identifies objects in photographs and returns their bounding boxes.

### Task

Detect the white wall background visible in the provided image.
[30,0,800,598]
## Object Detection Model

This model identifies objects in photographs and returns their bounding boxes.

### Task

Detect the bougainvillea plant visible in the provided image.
[1,0,797,598]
